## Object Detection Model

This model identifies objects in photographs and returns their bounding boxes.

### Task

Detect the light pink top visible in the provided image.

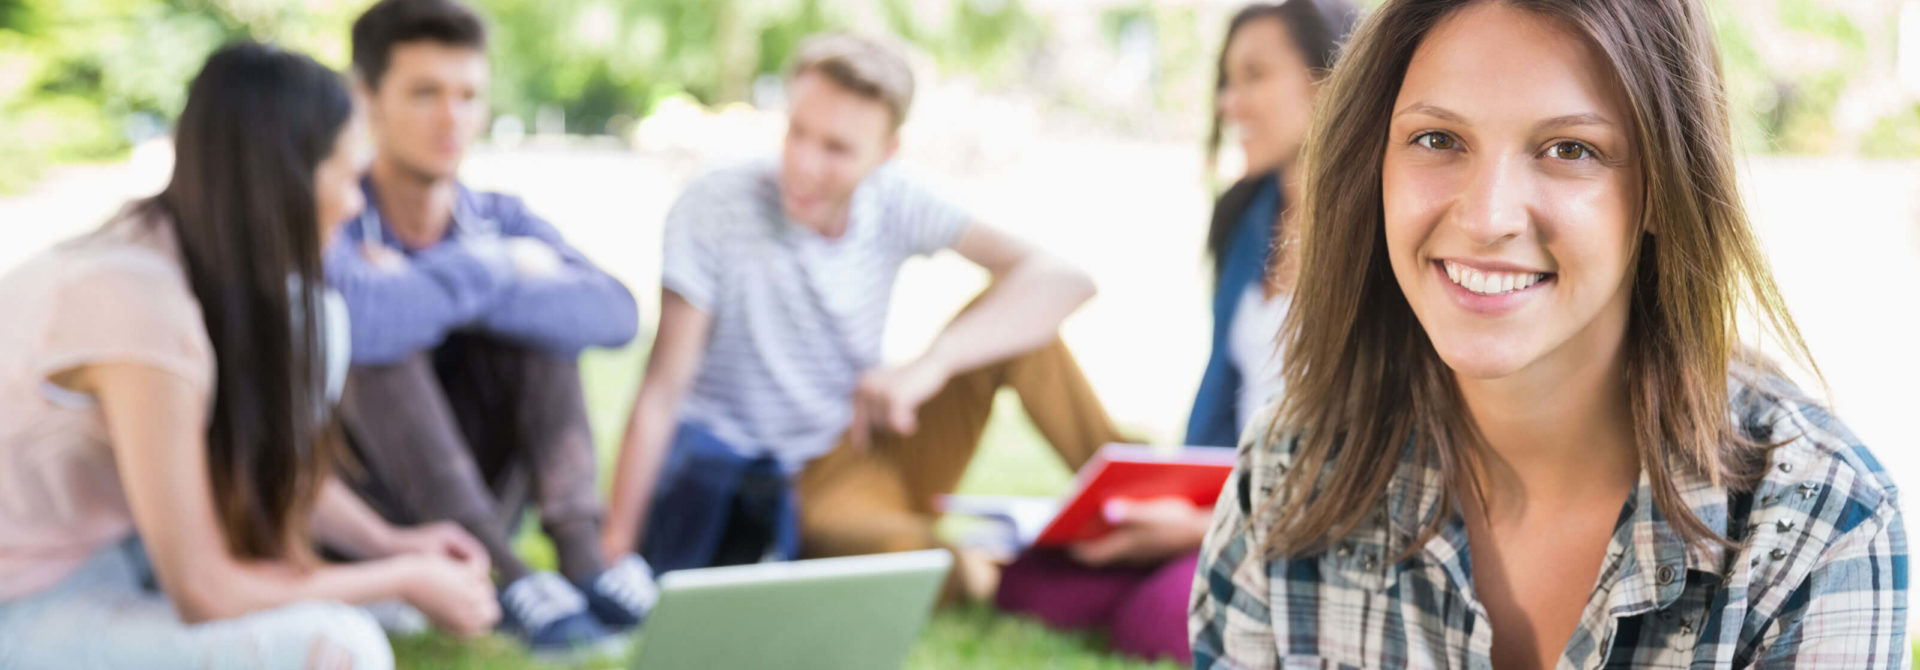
[0,209,214,601]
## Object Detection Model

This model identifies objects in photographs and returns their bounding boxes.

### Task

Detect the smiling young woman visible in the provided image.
[1188,0,1907,668]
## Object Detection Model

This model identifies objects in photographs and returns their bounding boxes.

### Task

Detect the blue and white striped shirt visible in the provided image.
[661,158,972,471]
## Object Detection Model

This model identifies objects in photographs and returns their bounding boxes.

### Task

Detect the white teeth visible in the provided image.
[1441,260,1546,296]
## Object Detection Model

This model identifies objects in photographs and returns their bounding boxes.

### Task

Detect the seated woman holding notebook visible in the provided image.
[994,445,1233,662]
[993,0,1354,661]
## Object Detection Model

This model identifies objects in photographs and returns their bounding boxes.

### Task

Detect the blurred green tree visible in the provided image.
[0,0,1913,195]
[0,0,1048,191]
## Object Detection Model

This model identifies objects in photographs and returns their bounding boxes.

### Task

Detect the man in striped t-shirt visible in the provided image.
[601,34,1125,599]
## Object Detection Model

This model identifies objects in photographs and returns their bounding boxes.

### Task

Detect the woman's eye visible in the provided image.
[1413,132,1456,151]
[1549,141,1593,161]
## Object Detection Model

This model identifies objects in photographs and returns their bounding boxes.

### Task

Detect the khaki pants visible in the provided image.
[794,336,1123,599]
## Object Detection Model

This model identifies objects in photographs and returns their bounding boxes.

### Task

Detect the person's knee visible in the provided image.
[339,354,441,428]
[473,336,580,386]
[516,346,578,377]
[282,603,394,670]
[492,344,589,428]
[991,551,1052,612]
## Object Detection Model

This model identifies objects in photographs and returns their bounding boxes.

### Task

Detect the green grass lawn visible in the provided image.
[392,605,1181,670]
[396,344,1181,669]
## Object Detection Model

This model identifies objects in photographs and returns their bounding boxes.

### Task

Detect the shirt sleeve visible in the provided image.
[324,229,515,366]
[35,260,214,393]
[659,176,725,313]
[884,172,973,258]
[1190,408,1282,670]
[1759,498,1909,667]
[474,194,640,355]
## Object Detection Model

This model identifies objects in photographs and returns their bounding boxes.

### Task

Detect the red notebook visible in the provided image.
[1032,444,1238,547]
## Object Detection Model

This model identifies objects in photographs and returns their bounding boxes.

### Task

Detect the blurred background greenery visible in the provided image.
[4,0,1920,193]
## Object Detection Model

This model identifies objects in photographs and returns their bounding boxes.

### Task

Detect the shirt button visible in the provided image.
[1656,564,1678,585]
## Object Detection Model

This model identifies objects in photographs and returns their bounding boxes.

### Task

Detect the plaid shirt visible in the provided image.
[1191,375,1909,669]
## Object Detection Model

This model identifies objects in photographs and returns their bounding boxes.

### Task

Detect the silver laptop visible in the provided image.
[629,549,951,670]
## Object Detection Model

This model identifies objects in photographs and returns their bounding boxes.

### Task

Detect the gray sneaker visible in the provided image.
[578,553,659,631]
[499,572,617,655]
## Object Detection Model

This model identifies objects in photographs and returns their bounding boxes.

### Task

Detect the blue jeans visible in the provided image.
[639,422,799,574]
[0,537,392,670]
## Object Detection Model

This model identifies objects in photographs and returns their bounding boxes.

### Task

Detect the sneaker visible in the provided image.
[499,572,616,655]
[578,553,660,631]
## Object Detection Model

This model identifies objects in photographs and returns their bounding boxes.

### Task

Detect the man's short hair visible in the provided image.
[788,34,916,130]
[351,0,488,90]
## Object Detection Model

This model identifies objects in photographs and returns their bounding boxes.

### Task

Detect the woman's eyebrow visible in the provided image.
[1535,112,1615,132]
[1392,101,1466,124]
[1393,102,1616,134]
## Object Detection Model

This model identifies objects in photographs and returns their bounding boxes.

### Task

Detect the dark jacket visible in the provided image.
[1184,173,1281,447]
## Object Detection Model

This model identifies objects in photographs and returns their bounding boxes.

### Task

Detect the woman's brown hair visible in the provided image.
[1263,0,1819,558]
[143,42,353,563]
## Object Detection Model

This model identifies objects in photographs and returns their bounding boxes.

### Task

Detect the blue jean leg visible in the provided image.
[0,538,393,670]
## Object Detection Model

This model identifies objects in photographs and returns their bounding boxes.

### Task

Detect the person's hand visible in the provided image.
[386,521,489,579]
[505,237,564,279]
[1067,497,1212,568]
[849,358,952,451]
[399,554,500,637]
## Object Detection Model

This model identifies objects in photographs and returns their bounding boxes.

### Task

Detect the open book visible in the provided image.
[937,444,1237,559]
[936,494,1061,560]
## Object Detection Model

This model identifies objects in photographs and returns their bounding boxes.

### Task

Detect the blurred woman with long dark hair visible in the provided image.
[992,3,1355,663]
[1188,0,1358,448]
[0,42,497,669]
